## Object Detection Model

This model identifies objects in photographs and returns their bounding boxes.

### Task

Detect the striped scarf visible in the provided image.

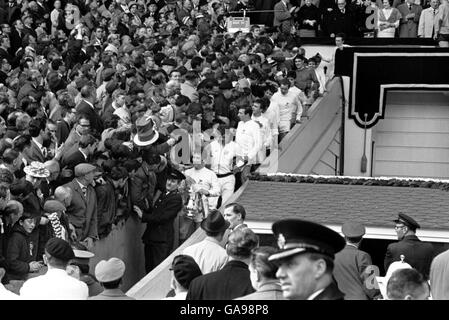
[47,213,63,239]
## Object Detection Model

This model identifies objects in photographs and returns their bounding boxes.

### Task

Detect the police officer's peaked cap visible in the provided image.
[268,219,345,262]
[167,168,185,181]
[394,213,420,230]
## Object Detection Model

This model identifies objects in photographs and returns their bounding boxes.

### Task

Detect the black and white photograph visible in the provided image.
[0,0,447,311]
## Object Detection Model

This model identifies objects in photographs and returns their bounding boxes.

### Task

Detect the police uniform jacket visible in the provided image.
[384,234,434,278]
[313,281,345,300]
[186,260,255,300]
[141,190,183,244]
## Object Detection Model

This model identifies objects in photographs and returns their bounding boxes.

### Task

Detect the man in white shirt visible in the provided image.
[20,238,88,300]
[251,98,272,164]
[269,79,302,143]
[184,155,221,210]
[235,106,263,166]
[204,123,242,205]
[183,209,229,274]
[111,89,131,129]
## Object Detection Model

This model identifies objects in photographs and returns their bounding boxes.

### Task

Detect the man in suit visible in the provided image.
[134,168,184,273]
[236,246,285,300]
[268,218,346,300]
[64,163,98,250]
[273,0,295,33]
[9,19,23,55]
[180,71,199,104]
[418,0,439,37]
[6,0,21,25]
[23,117,52,164]
[76,85,104,136]
[61,134,97,172]
[187,227,258,300]
[223,202,248,232]
[384,213,434,279]
[328,0,357,37]
[333,222,379,300]
[398,0,423,37]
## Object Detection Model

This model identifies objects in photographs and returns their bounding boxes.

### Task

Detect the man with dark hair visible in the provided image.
[269,218,345,300]
[223,202,247,232]
[384,213,434,279]
[183,209,230,274]
[386,268,430,300]
[235,106,262,168]
[271,78,302,143]
[23,117,51,163]
[61,134,97,171]
[333,222,379,300]
[60,115,91,161]
[20,237,88,299]
[180,70,199,103]
[187,227,259,300]
[76,85,104,134]
[56,104,77,145]
[90,257,135,300]
[163,255,202,300]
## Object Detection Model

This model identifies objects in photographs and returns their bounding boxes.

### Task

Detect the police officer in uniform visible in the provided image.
[384,213,434,279]
[134,168,185,273]
[268,218,346,300]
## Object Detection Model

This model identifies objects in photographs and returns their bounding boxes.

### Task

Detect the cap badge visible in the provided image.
[277,233,286,249]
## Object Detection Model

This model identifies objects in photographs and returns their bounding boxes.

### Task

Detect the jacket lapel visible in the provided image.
[72,180,87,204]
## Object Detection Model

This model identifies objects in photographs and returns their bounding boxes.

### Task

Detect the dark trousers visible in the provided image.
[144,242,171,274]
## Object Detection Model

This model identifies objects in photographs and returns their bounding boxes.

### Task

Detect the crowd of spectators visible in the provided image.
[0,0,446,300]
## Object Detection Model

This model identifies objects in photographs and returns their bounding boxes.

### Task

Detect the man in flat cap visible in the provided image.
[384,213,434,279]
[63,163,98,250]
[134,168,185,273]
[268,218,346,300]
[20,238,88,299]
[89,257,134,300]
[333,222,379,300]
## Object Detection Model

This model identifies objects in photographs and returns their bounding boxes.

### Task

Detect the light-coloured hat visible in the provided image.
[95,257,126,283]
[71,249,95,266]
[104,44,119,55]
[24,161,50,178]
[133,116,159,146]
